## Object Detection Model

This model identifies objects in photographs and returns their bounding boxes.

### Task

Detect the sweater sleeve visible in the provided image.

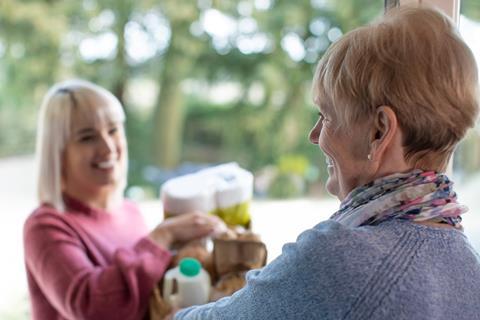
[174,219,480,320]
[24,210,172,320]
[174,220,380,320]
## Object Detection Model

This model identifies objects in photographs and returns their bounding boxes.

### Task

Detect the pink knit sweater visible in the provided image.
[23,196,172,320]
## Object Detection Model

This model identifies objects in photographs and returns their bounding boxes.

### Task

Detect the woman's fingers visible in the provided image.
[208,215,228,236]
[160,212,227,244]
[182,212,227,239]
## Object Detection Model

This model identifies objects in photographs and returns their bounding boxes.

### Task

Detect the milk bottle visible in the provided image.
[163,258,211,308]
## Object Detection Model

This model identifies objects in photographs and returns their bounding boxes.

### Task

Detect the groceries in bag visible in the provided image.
[161,163,253,227]
[163,258,211,308]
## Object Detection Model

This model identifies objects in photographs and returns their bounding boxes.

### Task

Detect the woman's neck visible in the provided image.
[64,188,121,211]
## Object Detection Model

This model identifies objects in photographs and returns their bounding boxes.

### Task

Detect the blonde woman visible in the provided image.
[174,6,480,320]
[24,80,225,320]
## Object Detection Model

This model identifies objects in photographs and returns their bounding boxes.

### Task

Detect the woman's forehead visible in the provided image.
[70,94,123,131]
[71,107,118,129]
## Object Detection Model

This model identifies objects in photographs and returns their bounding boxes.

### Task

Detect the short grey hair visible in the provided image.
[36,79,126,211]
[313,6,479,170]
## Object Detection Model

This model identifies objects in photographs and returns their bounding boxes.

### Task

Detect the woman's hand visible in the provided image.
[149,212,227,248]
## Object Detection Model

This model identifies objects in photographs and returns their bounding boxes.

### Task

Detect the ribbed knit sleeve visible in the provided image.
[175,220,366,320]
[174,219,480,320]
[24,209,172,320]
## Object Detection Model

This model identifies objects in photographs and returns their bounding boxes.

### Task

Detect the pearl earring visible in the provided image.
[367,154,372,161]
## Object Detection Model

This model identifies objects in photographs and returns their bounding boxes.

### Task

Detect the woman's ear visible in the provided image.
[369,106,398,161]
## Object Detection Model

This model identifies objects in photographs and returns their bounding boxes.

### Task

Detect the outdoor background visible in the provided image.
[1,0,480,318]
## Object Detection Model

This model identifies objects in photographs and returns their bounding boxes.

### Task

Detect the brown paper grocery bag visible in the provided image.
[213,239,267,277]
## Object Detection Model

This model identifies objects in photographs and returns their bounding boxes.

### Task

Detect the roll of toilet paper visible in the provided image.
[161,163,253,227]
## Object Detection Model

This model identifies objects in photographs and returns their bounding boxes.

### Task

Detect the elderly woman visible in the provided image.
[23,80,225,320]
[174,6,480,320]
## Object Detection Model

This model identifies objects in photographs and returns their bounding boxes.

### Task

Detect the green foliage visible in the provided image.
[0,0,386,196]
[268,173,304,198]
[455,130,480,175]
[462,0,480,21]
[6,0,479,201]
[267,154,313,198]
[277,154,310,176]
[0,0,65,155]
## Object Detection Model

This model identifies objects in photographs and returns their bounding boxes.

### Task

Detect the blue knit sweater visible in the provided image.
[175,219,480,320]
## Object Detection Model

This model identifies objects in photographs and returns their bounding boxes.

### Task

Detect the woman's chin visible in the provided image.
[325,176,339,198]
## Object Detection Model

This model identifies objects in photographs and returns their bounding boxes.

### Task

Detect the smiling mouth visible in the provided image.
[93,160,116,169]
[325,156,334,169]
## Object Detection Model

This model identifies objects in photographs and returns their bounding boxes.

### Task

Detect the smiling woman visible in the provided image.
[174,6,480,320]
[36,81,127,211]
[23,80,226,320]
[61,89,127,210]
[308,105,377,200]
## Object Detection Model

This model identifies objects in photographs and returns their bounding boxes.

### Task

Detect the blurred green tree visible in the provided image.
[462,0,480,21]
[0,0,65,156]
[16,1,480,195]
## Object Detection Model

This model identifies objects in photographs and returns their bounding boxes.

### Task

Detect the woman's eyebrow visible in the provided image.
[314,102,329,115]
[75,128,96,136]
[313,96,329,111]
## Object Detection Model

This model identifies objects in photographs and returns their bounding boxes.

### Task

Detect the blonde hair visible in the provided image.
[313,6,479,169]
[36,79,126,211]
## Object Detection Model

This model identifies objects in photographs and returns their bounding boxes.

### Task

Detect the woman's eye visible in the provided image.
[318,112,326,122]
[79,135,95,142]
[108,127,118,135]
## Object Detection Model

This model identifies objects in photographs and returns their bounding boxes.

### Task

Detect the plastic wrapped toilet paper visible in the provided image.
[161,163,253,227]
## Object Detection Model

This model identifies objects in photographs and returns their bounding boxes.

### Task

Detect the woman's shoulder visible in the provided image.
[305,218,465,245]
[24,204,72,232]
[296,219,401,251]
[275,220,395,276]
[286,220,475,287]
[291,219,468,270]
[292,220,394,263]
[26,204,63,223]
[23,205,85,251]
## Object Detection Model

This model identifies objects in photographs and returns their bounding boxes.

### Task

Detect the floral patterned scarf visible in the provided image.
[330,170,466,228]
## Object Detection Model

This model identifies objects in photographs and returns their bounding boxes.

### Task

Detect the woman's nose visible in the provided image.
[98,134,116,155]
[309,121,321,144]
